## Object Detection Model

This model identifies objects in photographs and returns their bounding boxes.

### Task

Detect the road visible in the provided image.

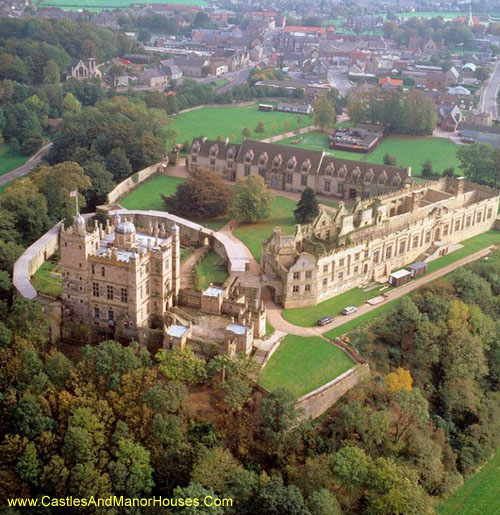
[216,66,253,94]
[327,67,352,96]
[0,142,52,188]
[480,59,500,118]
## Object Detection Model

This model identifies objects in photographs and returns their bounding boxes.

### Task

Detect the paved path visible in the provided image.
[0,142,52,187]
[480,59,500,118]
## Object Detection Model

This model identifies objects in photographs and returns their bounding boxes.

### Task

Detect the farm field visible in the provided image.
[0,144,28,177]
[31,261,62,298]
[172,103,312,145]
[119,174,230,230]
[233,196,297,261]
[259,335,354,397]
[436,446,500,515]
[195,251,228,291]
[39,0,206,8]
[280,131,461,177]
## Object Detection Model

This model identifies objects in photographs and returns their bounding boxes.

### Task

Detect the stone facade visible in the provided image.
[60,213,180,342]
[261,177,500,308]
[65,58,102,81]
[188,138,412,200]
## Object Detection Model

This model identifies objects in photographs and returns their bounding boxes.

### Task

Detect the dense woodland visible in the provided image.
[1,250,500,513]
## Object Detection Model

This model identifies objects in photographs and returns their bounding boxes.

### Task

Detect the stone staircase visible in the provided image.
[253,330,287,365]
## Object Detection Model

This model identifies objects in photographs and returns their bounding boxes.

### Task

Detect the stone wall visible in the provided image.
[297,364,370,419]
[106,163,167,205]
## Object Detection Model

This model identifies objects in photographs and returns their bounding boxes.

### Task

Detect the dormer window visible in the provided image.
[273,154,282,168]
[287,157,297,170]
[227,148,234,160]
[209,145,218,157]
[391,175,401,187]
[378,172,387,185]
[244,151,254,163]
[324,164,333,176]
[364,170,374,183]
[301,159,311,173]
[191,142,200,154]
[259,152,268,165]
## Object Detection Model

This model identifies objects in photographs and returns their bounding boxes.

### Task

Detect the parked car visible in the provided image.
[342,306,357,315]
[317,316,335,326]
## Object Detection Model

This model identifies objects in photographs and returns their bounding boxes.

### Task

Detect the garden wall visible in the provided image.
[297,364,370,419]
[106,162,167,205]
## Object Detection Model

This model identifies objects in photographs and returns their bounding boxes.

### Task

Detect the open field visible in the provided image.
[119,174,230,230]
[0,144,28,177]
[195,251,228,291]
[284,230,500,328]
[259,335,354,397]
[280,131,461,177]
[233,196,298,261]
[39,0,206,8]
[173,103,312,145]
[436,446,500,515]
[31,261,62,298]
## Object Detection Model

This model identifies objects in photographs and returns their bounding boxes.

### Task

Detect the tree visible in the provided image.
[421,159,434,178]
[255,120,266,133]
[443,166,455,177]
[156,346,206,385]
[385,368,413,392]
[43,60,60,85]
[15,442,40,486]
[313,96,337,130]
[163,169,232,219]
[138,29,151,44]
[383,153,397,166]
[307,489,341,515]
[105,147,132,180]
[191,447,243,494]
[62,93,81,115]
[172,482,224,514]
[253,474,310,515]
[242,127,251,138]
[231,175,273,222]
[21,131,44,156]
[294,187,319,223]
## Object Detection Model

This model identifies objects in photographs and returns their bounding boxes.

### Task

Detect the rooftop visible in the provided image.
[167,324,189,338]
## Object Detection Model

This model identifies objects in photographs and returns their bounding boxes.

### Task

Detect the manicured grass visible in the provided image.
[259,335,354,398]
[173,103,312,145]
[436,446,500,515]
[282,285,391,328]
[31,261,62,298]
[120,175,185,211]
[233,196,298,261]
[426,230,500,273]
[195,251,228,291]
[280,131,461,177]
[0,144,28,177]
[265,320,275,338]
[120,174,230,230]
[208,78,229,88]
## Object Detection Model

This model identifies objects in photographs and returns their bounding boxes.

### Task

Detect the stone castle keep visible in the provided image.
[261,177,500,308]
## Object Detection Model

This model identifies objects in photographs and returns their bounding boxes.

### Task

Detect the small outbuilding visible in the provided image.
[389,269,412,287]
[407,261,428,278]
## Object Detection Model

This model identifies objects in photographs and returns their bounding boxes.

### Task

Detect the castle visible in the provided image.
[261,177,500,308]
[60,212,180,342]
[188,138,412,199]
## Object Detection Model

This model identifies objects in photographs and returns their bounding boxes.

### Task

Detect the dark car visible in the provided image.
[317,316,335,326]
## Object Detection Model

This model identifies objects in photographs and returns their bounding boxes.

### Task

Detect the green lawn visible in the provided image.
[280,131,461,177]
[233,196,298,261]
[173,103,312,145]
[195,251,228,291]
[31,261,62,298]
[259,335,354,397]
[282,285,391,328]
[0,143,28,177]
[436,446,500,515]
[120,174,230,230]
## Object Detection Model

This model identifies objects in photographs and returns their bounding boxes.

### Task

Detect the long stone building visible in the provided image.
[261,177,499,308]
[188,138,412,199]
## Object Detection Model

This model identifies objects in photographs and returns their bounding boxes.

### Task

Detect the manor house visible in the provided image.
[261,177,499,308]
[188,138,412,199]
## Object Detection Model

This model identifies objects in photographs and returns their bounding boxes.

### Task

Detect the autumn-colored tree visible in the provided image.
[385,367,413,392]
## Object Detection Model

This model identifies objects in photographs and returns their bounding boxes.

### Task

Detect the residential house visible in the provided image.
[172,56,209,77]
[141,66,169,88]
[437,104,463,131]
[378,77,403,91]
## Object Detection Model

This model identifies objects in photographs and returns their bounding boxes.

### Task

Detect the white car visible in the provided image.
[342,306,357,315]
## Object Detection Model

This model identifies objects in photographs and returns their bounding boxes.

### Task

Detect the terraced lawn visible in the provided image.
[436,446,500,515]
[172,103,312,145]
[280,131,461,177]
[233,196,298,262]
[195,250,229,291]
[120,174,230,230]
[31,261,62,298]
[259,335,354,398]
